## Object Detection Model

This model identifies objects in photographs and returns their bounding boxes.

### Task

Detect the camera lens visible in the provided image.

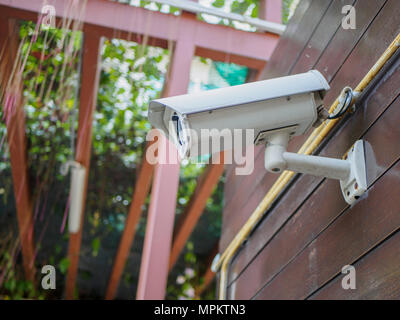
[172,114,184,146]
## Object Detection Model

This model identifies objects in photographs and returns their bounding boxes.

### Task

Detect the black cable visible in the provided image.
[330,92,350,118]
[330,90,351,118]
[328,89,353,120]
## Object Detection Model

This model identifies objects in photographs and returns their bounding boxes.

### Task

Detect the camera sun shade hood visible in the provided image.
[148,70,330,139]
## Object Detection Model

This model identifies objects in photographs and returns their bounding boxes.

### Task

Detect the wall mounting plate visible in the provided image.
[254,124,298,145]
[340,140,367,205]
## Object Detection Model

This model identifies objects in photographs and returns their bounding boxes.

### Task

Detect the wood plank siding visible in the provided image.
[221,0,400,299]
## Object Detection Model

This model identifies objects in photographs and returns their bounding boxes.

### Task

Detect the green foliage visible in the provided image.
[114,0,180,14]
[208,0,295,25]
[116,0,295,26]
[2,279,38,300]
[86,38,169,245]
[176,162,205,215]
[91,237,101,257]
[166,241,199,300]
[1,20,81,300]
[0,21,82,197]
[94,38,167,168]
[0,240,45,300]
[58,257,70,275]
[0,0,282,299]
[231,0,258,16]
[282,0,296,24]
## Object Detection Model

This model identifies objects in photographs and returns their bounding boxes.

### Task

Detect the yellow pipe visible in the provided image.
[217,32,400,300]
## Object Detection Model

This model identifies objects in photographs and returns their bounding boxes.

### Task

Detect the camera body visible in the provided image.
[148,70,369,205]
[148,70,330,158]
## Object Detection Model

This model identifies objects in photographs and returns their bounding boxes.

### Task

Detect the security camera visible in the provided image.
[149,70,329,158]
[148,70,368,205]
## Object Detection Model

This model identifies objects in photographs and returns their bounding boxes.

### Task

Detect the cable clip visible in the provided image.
[328,87,359,119]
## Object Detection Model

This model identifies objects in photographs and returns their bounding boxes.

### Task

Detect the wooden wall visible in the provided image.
[221,0,400,299]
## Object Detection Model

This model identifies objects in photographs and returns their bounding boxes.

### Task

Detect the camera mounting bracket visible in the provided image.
[264,131,367,205]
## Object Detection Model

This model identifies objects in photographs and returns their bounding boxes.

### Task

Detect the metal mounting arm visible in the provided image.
[264,131,367,205]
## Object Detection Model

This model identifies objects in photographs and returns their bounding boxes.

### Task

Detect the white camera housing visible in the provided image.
[148,70,368,205]
[149,70,329,158]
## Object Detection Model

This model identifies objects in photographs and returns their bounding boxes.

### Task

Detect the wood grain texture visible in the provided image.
[260,0,330,78]
[291,0,356,74]
[220,0,389,254]
[310,230,400,300]
[223,0,387,216]
[231,92,400,299]
[222,0,400,299]
[254,155,400,299]
[228,29,400,290]
[315,0,388,82]
[240,79,400,298]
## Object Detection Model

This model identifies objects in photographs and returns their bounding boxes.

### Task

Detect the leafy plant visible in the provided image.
[166,241,200,300]
[0,0,289,299]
